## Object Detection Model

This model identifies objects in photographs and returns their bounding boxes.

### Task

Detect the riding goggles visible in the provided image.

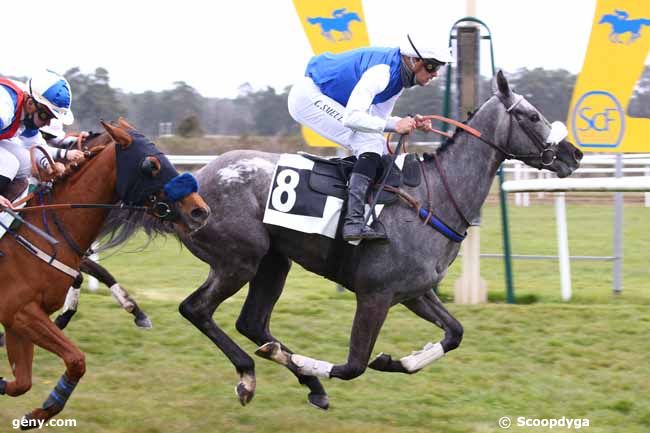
[407,34,447,73]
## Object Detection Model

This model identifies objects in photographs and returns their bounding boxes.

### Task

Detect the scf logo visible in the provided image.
[571,91,625,148]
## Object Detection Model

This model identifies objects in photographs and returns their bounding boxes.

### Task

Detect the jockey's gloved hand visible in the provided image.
[46,162,66,177]
[65,149,85,163]
[395,117,416,134]
[0,195,13,209]
[414,114,433,132]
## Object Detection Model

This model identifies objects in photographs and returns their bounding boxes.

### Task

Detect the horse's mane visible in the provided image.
[433,108,479,155]
[431,92,501,157]
[95,207,176,254]
[48,132,112,182]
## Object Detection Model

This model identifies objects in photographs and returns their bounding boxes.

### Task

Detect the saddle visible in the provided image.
[300,152,422,204]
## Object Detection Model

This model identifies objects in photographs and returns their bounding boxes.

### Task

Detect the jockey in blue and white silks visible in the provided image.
[288,33,453,241]
[0,70,83,208]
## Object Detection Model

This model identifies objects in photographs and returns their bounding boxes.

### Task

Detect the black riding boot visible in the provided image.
[342,172,387,241]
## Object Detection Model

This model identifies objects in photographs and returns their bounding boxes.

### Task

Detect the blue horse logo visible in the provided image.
[599,9,650,44]
[307,8,362,42]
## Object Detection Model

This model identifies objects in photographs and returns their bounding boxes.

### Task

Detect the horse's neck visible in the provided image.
[50,144,118,251]
[431,107,504,225]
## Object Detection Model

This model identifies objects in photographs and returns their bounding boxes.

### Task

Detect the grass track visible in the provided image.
[1,203,648,432]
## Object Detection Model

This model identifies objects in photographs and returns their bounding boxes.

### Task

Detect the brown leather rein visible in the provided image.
[382,114,481,232]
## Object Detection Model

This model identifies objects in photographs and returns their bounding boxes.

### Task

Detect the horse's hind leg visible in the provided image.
[237,250,329,409]
[369,290,463,374]
[8,302,86,428]
[1,328,34,397]
[179,268,258,406]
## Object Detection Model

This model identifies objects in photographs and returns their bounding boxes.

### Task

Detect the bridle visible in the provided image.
[477,94,562,167]
[381,94,570,242]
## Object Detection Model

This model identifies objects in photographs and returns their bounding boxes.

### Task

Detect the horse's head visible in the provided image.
[101,118,210,234]
[491,70,582,178]
[346,12,361,22]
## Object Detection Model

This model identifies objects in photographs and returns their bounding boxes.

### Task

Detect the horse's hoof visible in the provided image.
[19,409,49,431]
[308,392,329,410]
[235,372,256,406]
[368,352,392,371]
[0,333,4,347]
[255,342,290,365]
[19,413,36,431]
[235,383,255,406]
[134,315,153,329]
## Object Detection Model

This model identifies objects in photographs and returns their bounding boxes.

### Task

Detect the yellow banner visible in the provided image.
[292,0,370,147]
[567,0,650,152]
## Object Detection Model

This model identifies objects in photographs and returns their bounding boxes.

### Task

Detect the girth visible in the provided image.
[299,152,422,204]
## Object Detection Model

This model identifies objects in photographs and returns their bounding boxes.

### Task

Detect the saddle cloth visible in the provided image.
[262,152,421,239]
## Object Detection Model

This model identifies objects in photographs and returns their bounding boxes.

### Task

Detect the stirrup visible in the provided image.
[343,224,387,241]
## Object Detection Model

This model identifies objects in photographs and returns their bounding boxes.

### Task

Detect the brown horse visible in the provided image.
[0,119,210,428]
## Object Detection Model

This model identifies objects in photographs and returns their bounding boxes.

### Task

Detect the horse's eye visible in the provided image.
[141,156,161,177]
[529,113,540,122]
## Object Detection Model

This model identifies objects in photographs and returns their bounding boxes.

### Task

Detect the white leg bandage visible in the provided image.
[62,287,81,312]
[110,284,134,311]
[400,342,445,372]
[290,354,333,378]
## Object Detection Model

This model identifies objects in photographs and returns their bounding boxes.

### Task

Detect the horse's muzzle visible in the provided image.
[178,192,211,235]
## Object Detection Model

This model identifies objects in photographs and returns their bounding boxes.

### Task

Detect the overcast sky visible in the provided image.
[5,0,599,98]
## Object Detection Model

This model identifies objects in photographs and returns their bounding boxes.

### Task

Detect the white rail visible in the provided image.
[501,174,650,302]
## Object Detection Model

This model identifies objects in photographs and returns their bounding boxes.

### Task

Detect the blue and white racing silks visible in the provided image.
[0,78,67,172]
[0,79,22,138]
[306,47,404,133]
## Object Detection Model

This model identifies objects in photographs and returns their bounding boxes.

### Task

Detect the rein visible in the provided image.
[382,100,558,241]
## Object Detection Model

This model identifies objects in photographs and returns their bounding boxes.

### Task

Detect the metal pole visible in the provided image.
[555,193,572,301]
[613,154,623,294]
[498,168,515,303]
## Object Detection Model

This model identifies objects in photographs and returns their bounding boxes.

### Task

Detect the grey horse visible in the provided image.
[103,71,582,409]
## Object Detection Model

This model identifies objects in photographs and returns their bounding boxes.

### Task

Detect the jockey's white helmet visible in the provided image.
[399,33,453,64]
[27,70,74,125]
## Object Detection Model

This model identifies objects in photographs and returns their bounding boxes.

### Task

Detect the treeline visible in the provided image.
[5,66,650,138]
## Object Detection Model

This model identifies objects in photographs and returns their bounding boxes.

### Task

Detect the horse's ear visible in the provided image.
[101,120,133,148]
[117,117,136,131]
[495,70,511,98]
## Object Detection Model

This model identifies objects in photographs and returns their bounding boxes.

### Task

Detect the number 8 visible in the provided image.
[271,169,300,212]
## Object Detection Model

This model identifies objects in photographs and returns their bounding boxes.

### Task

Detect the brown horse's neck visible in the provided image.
[41,142,118,254]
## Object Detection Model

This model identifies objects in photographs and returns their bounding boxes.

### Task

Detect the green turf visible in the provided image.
[1,203,648,433]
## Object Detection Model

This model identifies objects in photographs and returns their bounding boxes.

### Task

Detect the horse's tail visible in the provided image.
[307,17,320,24]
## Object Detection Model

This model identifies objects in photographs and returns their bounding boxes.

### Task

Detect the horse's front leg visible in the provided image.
[369,289,463,374]
[80,259,152,329]
[8,302,85,429]
[259,290,392,381]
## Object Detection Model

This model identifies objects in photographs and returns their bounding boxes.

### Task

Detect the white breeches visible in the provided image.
[0,138,31,179]
[288,76,386,157]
